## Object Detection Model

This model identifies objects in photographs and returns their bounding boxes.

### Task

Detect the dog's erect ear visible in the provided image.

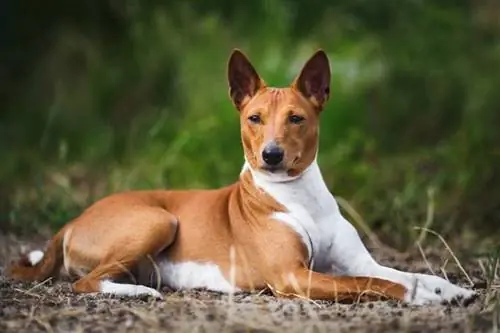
[292,50,331,111]
[227,49,265,111]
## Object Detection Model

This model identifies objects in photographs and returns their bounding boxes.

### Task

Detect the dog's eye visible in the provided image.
[248,114,261,124]
[288,114,305,124]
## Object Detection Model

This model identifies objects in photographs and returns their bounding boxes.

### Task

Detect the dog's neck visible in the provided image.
[240,158,340,221]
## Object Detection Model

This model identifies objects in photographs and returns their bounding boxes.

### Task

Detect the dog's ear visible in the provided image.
[292,50,331,111]
[227,49,265,111]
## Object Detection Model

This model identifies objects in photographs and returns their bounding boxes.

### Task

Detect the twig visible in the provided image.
[14,288,42,298]
[27,278,53,292]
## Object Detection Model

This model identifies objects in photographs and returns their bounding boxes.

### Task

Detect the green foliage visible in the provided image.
[1,0,499,248]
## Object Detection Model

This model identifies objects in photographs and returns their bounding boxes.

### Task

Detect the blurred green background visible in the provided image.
[1,0,499,249]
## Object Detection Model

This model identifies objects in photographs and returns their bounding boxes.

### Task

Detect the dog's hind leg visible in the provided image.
[71,208,178,298]
[72,260,164,298]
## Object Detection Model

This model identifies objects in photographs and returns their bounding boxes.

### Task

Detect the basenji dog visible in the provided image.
[7,49,477,305]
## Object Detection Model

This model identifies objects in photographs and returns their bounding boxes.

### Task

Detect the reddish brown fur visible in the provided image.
[7,49,407,302]
[240,87,320,177]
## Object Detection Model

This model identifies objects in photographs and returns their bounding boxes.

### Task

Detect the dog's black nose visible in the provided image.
[262,143,284,166]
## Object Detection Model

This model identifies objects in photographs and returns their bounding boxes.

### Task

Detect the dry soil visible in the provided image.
[0,233,498,333]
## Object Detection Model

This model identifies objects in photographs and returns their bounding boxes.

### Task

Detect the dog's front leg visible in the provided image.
[265,266,406,303]
[323,213,477,305]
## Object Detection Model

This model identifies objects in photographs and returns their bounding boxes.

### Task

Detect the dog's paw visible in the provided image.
[100,281,164,299]
[134,285,164,299]
[404,273,477,306]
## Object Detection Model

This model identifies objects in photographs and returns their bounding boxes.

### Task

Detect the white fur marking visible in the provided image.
[100,280,163,299]
[28,250,44,266]
[158,260,240,293]
[248,160,329,266]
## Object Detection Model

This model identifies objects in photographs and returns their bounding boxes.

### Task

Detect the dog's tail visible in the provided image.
[7,227,66,282]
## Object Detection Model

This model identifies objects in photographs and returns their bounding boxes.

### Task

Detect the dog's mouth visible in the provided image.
[261,164,285,173]
[257,162,304,183]
[260,156,300,173]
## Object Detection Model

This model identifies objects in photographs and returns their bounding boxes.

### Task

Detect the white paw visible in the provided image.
[28,250,44,266]
[134,285,164,299]
[100,280,163,299]
[404,273,477,305]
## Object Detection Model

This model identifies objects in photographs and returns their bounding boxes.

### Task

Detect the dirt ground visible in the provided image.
[1,233,498,333]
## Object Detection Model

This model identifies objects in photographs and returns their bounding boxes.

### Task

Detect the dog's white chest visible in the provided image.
[156,260,239,292]
[248,161,338,270]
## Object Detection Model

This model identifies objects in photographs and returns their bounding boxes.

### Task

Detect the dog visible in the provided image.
[7,49,477,305]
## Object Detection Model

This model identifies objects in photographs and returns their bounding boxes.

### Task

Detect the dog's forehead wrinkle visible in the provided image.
[262,88,287,109]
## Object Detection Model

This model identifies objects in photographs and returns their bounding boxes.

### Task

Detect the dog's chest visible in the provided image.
[271,202,335,269]
[252,168,338,270]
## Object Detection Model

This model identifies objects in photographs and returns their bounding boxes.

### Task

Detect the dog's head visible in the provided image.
[227,49,331,179]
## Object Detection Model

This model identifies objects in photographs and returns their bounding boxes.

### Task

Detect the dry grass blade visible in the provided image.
[415,241,436,275]
[440,267,450,282]
[335,196,381,247]
[238,246,256,292]
[225,245,238,327]
[336,196,404,259]
[409,277,418,303]
[27,278,53,292]
[414,226,474,286]
[146,254,162,292]
[256,288,269,296]
[14,288,42,298]
[307,259,315,299]
[357,290,386,304]
[112,260,137,284]
[265,283,323,308]
[416,187,436,245]
[287,272,305,298]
